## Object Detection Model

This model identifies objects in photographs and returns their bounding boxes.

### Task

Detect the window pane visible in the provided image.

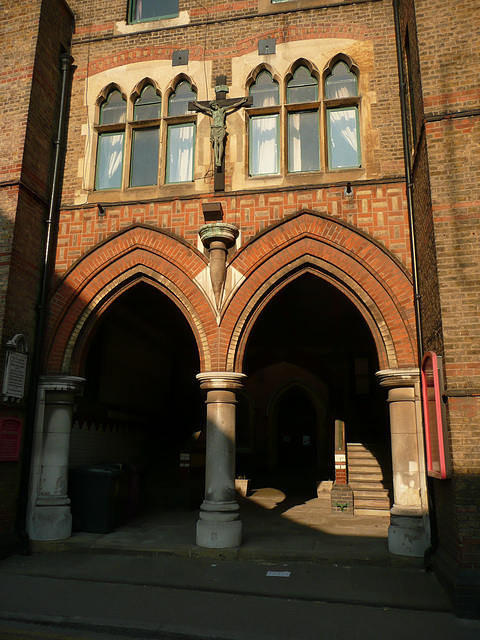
[325,62,357,99]
[249,115,279,176]
[100,91,126,125]
[130,128,159,187]
[288,111,319,173]
[131,0,178,22]
[96,133,124,189]
[328,108,360,169]
[167,124,195,183]
[168,81,196,116]
[287,66,318,103]
[249,71,279,107]
[134,86,161,121]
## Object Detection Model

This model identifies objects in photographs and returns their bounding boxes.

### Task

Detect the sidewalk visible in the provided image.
[2,551,479,640]
[1,491,478,639]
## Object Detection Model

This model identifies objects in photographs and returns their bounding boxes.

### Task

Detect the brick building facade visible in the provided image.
[0,0,478,617]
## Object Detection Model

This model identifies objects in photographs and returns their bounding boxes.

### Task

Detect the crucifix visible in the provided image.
[189,76,252,191]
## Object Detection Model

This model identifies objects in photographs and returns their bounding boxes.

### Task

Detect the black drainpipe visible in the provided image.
[392,0,438,566]
[15,52,74,555]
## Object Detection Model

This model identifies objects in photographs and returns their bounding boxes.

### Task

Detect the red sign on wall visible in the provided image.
[421,352,451,479]
[0,418,23,461]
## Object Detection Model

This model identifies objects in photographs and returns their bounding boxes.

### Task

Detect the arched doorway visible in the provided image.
[242,272,390,498]
[70,282,202,510]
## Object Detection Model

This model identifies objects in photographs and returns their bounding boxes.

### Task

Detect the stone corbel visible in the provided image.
[199,222,239,310]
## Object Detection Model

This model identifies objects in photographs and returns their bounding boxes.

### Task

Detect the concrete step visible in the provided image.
[351,489,390,499]
[354,507,391,517]
[354,498,391,507]
[348,457,382,467]
[349,481,389,491]
[349,467,385,477]
[348,473,383,487]
[347,443,392,515]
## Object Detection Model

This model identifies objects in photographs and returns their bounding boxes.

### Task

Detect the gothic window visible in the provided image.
[286,66,320,173]
[248,71,280,176]
[95,90,127,190]
[247,64,321,177]
[129,0,179,23]
[130,86,162,187]
[325,62,361,169]
[166,81,197,184]
[94,80,197,191]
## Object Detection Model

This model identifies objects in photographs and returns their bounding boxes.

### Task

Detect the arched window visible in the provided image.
[130,85,162,187]
[93,78,200,192]
[324,62,361,169]
[249,71,280,176]
[286,66,320,173]
[247,64,321,177]
[134,85,161,120]
[168,81,196,116]
[250,70,279,107]
[166,81,197,183]
[96,90,127,190]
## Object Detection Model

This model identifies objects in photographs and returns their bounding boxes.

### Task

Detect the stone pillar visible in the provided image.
[376,369,430,557]
[196,371,246,548]
[27,375,84,541]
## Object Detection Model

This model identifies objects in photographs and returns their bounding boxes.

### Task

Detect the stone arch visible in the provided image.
[323,53,360,79]
[224,211,416,372]
[130,77,162,102]
[165,73,198,100]
[265,371,330,473]
[45,225,214,374]
[285,57,320,85]
[245,64,282,91]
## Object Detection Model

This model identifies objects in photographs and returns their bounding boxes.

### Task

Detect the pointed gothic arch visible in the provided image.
[223,210,417,372]
[44,225,214,374]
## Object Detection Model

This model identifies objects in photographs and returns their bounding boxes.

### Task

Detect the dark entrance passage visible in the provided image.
[277,386,318,494]
[241,273,389,500]
[70,282,202,515]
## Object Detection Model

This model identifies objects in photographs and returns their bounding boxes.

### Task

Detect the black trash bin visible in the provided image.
[69,463,128,534]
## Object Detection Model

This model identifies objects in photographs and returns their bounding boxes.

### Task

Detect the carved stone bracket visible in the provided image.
[199,222,239,310]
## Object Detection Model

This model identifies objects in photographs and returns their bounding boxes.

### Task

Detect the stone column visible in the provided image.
[196,371,246,548]
[28,375,84,541]
[376,369,430,557]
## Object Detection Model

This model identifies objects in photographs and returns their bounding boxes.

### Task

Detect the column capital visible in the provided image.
[376,368,419,388]
[199,223,239,250]
[39,375,85,394]
[196,371,246,391]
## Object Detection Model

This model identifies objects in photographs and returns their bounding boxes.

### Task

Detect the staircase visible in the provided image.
[346,443,392,516]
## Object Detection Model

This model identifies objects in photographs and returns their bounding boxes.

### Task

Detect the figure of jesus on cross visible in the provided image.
[189,76,252,191]
[191,98,249,168]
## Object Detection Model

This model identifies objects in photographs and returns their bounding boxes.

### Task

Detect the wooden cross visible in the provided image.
[189,76,252,191]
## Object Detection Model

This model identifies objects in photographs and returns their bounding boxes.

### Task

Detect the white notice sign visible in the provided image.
[3,351,27,399]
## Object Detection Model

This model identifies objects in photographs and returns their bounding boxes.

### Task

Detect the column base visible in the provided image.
[29,501,72,541]
[388,508,430,557]
[196,500,242,548]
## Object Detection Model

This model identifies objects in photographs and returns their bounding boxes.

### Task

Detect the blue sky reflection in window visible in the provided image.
[130,0,179,22]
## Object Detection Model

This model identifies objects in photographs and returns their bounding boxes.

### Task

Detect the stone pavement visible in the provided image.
[1,491,479,639]
[29,489,397,564]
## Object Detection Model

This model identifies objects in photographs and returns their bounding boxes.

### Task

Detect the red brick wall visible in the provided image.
[45,209,417,377]
[398,0,480,616]
[0,0,74,540]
